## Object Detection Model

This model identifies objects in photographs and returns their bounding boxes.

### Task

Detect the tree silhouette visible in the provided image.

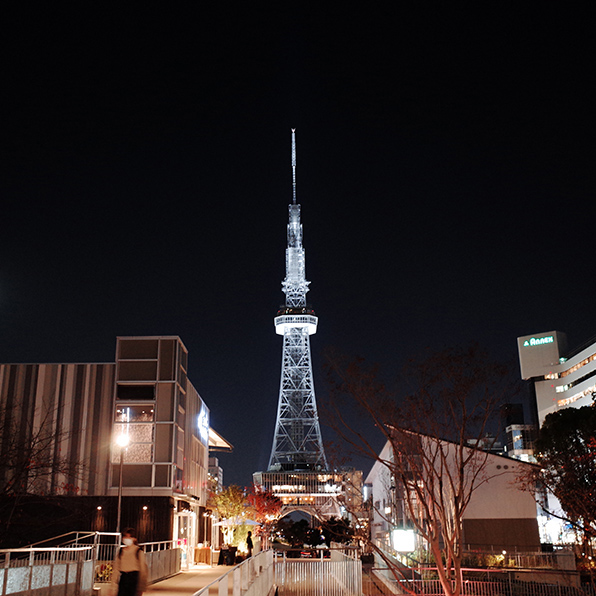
[321,516,353,546]
[325,344,516,596]
[533,405,596,548]
[0,403,86,545]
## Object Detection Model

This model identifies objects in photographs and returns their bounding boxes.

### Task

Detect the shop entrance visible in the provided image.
[174,507,196,568]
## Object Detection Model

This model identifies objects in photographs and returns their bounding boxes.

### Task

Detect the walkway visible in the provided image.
[94,563,232,596]
[149,563,232,595]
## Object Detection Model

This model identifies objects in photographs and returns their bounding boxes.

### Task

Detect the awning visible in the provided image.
[209,427,234,452]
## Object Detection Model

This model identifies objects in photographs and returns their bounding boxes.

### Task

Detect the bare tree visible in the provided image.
[0,403,83,498]
[325,344,517,596]
[0,402,87,545]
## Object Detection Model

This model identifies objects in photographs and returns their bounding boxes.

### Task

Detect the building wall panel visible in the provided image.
[0,362,115,497]
[463,518,540,550]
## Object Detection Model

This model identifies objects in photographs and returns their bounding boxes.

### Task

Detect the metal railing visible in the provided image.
[192,549,275,596]
[369,543,587,596]
[26,531,99,549]
[93,536,179,585]
[461,550,576,571]
[275,549,362,596]
[0,545,95,596]
[92,532,121,584]
[143,541,180,584]
[374,538,576,572]
[365,574,590,596]
[0,532,180,596]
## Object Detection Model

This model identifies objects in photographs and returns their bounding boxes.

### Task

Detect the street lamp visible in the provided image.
[115,432,130,534]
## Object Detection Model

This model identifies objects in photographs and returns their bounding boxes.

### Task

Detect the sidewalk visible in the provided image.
[148,563,233,595]
[95,563,232,596]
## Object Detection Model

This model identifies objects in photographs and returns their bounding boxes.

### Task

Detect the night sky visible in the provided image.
[2,7,594,487]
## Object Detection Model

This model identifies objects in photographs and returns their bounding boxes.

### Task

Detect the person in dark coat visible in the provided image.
[246,531,253,557]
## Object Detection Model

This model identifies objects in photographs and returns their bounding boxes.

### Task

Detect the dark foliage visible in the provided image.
[535,405,596,537]
[320,516,353,546]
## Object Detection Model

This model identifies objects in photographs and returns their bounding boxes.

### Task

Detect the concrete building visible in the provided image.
[516,330,596,425]
[516,329,596,545]
[499,403,536,463]
[0,335,231,550]
[208,457,224,491]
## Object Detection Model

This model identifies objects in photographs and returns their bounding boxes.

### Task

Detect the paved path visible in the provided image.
[95,564,234,596]
[148,563,233,595]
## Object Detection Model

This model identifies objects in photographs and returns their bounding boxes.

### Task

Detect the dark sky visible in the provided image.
[1,7,594,486]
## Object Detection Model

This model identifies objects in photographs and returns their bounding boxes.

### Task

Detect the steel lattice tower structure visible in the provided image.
[254,131,357,522]
[268,129,328,472]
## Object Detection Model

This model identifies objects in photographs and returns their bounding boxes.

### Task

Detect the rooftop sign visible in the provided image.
[518,331,565,382]
[523,336,554,347]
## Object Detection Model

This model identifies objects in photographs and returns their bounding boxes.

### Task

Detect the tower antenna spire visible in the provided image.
[291,128,297,204]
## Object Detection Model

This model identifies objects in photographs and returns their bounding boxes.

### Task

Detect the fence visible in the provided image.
[189,548,361,596]
[275,550,362,596]
[0,532,180,596]
[90,532,120,585]
[93,536,179,586]
[366,574,593,596]
[461,551,577,571]
[366,567,594,596]
[0,546,95,596]
[143,541,180,584]
[374,539,577,573]
[192,549,275,596]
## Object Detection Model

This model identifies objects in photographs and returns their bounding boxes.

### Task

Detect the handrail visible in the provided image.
[140,540,176,552]
[191,570,232,595]
[25,530,98,548]
[191,550,273,596]
[0,546,94,553]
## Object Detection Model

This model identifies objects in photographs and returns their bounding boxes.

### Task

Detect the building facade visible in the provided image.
[366,437,540,554]
[0,335,230,550]
[517,329,596,545]
[517,330,596,426]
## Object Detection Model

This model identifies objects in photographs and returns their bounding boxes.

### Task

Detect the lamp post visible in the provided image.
[115,433,130,534]
[203,510,211,546]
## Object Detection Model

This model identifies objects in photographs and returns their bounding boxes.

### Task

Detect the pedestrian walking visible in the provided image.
[246,531,253,557]
[111,528,148,596]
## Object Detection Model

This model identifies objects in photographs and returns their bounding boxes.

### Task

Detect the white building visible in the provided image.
[517,329,596,545]
[366,435,540,554]
[517,330,596,425]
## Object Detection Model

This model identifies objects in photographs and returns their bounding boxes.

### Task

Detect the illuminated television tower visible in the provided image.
[268,130,328,472]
